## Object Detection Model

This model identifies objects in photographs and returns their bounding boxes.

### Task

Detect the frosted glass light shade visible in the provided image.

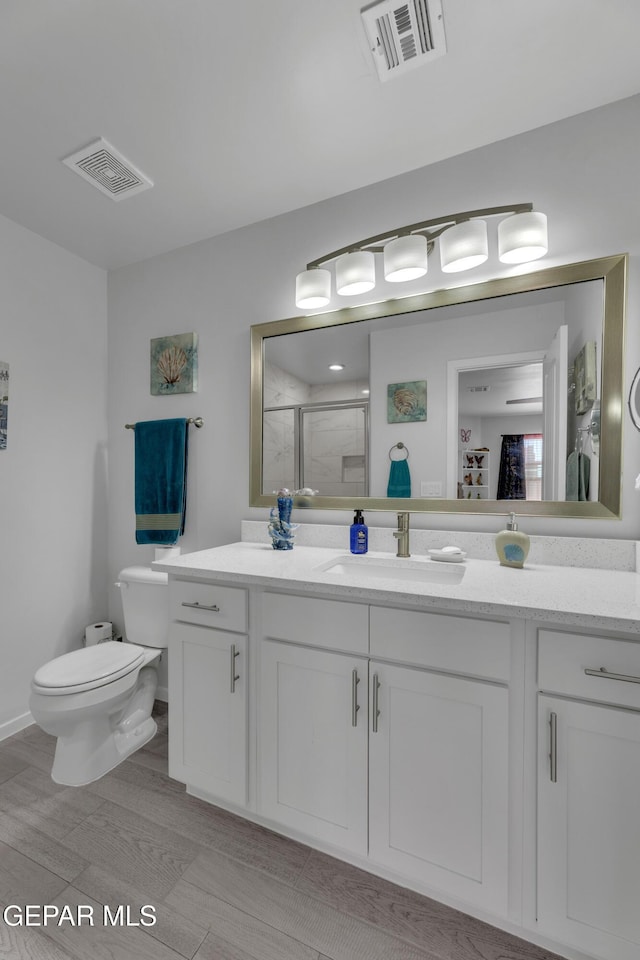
[440,220,488,273]
[335,251,376,296]
[384,235,428,282]
[295,269,331,309]
[498,211,548,264]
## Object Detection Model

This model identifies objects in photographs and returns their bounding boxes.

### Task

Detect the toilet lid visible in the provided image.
[33,641,145,690]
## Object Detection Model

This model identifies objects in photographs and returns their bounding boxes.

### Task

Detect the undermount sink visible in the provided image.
[316,554,466,585]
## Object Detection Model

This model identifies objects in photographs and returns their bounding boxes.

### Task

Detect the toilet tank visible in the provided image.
[117,566,169,649]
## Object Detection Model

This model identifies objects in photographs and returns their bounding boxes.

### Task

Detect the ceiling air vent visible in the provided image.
[62,138,153,201]
[361,0,447,81]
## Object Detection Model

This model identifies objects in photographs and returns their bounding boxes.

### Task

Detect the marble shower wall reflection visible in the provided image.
[263,361,368,496]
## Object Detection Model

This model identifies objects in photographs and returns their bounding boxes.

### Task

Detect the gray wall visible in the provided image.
[0,213,107,733]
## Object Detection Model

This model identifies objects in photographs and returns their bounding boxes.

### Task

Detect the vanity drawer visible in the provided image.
[262,592,368,655]
[370,606,511,682]
[170,579,247,633]
[539,630,640,709]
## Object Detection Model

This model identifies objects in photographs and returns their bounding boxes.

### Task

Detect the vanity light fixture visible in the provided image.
[295,268,331,309]
[335,250,376,296]
[498,211,548,264]
[440,219,488,273]
[384,234,428,282]
[295,203,548,308]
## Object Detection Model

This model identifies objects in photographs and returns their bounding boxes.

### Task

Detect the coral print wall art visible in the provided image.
[387,380,427,423]
[0,361,8,450]
[150,332,198,395]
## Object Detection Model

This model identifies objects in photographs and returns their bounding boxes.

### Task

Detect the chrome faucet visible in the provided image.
[393,512,410,557]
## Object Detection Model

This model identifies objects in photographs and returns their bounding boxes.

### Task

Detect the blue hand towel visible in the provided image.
[387,458,411,498]
[134,418,188,545]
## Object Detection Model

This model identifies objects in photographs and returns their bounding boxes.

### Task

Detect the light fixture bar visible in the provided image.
[295,202,548,310]
[305,203,534,270]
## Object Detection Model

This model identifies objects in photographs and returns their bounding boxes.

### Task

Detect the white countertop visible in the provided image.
[154,542,640,634]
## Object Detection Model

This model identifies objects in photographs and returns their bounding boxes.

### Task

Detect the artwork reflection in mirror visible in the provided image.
[263,279,603,503]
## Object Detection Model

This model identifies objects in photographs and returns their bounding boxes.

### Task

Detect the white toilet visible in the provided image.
[29,566,168,786]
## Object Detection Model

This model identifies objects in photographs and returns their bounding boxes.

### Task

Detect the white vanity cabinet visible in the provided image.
[257,593,511,914]
[259,639,369,853]
[160,542,640,960]
[537,630,640,960]
[168,579,248,804]
[368,606,510,915]
[258,592,369,853]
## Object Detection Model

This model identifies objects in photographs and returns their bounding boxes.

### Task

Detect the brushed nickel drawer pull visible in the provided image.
[351,669,360,727]
[584,666,640,685]
[372,673,381,733]
[230,644,240,693]
[181,601,220,612]
[549,711,558,783]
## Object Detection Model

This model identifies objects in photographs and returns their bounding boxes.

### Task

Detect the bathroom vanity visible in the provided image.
[156,538,640,960]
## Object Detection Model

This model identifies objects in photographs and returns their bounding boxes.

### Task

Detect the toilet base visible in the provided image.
[42,662,161,787]
[51,714,158,786]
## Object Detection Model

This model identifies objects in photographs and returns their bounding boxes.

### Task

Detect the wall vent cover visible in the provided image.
[62,138,153,201]
[361,0,447,81]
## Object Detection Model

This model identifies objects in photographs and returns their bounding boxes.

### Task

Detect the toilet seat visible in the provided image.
[32,641,145,696]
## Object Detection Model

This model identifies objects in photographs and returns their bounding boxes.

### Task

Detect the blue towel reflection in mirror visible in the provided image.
[387,458,411,498]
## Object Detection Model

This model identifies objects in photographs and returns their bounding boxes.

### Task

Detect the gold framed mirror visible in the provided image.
[251,254,626,518]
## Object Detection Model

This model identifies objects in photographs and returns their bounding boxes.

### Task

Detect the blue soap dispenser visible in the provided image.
[350,510,368,555]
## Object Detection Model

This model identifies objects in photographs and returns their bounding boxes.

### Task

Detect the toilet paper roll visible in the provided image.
[85,622,113,646]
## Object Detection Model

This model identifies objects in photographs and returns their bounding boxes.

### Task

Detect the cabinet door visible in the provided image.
[258,640,368,854]
[538,695,640,960]
[169,622,247,805]
[369,662,509,915]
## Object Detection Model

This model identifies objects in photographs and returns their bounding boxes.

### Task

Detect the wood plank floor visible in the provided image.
[0,703,563,960]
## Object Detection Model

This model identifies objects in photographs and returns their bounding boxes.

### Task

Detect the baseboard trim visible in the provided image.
[0,711,33,742]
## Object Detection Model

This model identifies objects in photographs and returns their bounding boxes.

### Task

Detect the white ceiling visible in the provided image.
[458,363,543,418]
[3,0,640,270]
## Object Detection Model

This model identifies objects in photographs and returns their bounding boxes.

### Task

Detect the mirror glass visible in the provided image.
[251,255,626,518]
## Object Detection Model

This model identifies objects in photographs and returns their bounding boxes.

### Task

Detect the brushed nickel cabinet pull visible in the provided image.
[549,711,558,783]
[181,601,220,612]
[230,644,240,693]
[351,669,360,727]
[372,673,381,733]
[585,666,640,685]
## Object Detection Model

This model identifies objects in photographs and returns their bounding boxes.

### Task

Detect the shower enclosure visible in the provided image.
[263,398,369,497]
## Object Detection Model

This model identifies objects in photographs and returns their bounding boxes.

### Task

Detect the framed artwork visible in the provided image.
[387,380,427,423]
[0,361,8,450]
[574,341,597,415]
[151,332,198,395]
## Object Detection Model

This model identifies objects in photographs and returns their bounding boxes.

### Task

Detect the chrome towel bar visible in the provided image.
[125,417,204,429]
